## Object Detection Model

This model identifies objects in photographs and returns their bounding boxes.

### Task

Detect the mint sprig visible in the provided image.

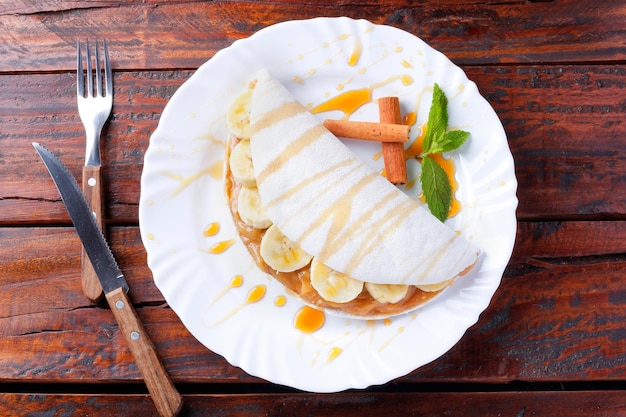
[419,83,470,222]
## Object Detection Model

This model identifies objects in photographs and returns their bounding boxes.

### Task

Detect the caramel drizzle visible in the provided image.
[308,171,384,260]
[341,198,417,281]
[413,234,457,283]
[251,87,466,284]
[303,170,381,262]
[254,103,328,186]
[251,99,304,134]
[263,157,360,216]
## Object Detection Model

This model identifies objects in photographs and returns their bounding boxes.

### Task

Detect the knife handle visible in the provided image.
[81,165,105,301]
[106,287,183,417]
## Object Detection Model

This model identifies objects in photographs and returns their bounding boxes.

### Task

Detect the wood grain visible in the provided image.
[0,0,624,71]
[2,65,625,223]
[1,223,626,383]
[2,0,626,411]
[1,391,625,417]
[81,165,105,301]
[106,288,182,416]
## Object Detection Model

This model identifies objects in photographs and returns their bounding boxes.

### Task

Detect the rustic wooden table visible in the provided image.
[2,1,626,415]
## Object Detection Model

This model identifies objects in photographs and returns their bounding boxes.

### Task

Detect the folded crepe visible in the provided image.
[224,71,479,319]
[249,69,478,286]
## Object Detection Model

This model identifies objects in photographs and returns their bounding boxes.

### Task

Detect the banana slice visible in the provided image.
[237,186,272,229]
[226,89,253,139]
[229,140,256,188]
[365,282,409,304]
[310,257,364,303]
[416,279,454,292]
[260,224,312,273]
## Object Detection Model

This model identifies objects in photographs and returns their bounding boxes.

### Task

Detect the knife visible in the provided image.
[33,142,183,417]
[81,161,105,302]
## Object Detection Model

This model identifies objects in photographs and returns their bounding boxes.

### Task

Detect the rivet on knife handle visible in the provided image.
[107,287,183,417]
[81,165,105,301]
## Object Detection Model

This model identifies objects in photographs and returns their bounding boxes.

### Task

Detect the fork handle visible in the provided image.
[81,165,105,301]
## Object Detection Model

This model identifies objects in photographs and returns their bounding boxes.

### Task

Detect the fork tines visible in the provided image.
[76,39,112,99]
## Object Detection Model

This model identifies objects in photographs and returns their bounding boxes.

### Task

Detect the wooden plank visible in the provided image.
[0,0,555,16]
[0,226,247,383]
[512,221,626,263]
[1,223,626,383]
[0,70,193,224]
[2,64,625,223]
[407,221,626,382]
[0,227,166,305]
[464,65,626,220]
[410,259,626,381]
[0,0,624,72]
[0,391,625,417]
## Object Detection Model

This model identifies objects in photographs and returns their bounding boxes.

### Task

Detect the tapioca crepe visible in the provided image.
[247,69,479,287]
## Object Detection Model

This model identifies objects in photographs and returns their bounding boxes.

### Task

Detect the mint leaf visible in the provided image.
[421,83,448,155]
[418,83,471,221]
[438,130,470,153]
[420,156,451,222]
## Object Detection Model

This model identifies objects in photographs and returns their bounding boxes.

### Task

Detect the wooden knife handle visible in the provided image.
[106,287,183,417]
[81,165,105,301]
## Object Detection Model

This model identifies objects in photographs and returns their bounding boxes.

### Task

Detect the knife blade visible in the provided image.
[33,142,182,417]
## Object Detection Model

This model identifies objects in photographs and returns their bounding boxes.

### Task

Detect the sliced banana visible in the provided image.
[226,89,253,139]
[229,139,256,188]
[310,257,364,303]
[260,224,312,273]
[365,282,409,304]
[416,279,453,292]
[237,186,272,229]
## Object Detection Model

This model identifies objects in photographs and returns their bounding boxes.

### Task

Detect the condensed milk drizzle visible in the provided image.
[209,274,244,307]
[290,31,365,84]
[207,284,267,327]
[309,84,461,218]
[264,158,358,214]
[377,313,419,352]
[200,26,471,361]
[162,167,216,198]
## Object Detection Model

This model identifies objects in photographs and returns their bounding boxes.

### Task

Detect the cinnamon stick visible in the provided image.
[378,97,407,184]
[324,119,409,143]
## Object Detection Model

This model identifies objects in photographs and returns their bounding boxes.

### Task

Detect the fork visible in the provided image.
[77,39,113,302]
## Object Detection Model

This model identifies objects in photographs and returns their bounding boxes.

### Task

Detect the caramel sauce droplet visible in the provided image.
[203,222,220,237]
[294,306,325,333]
[310,88,372,119]
[405,123,426,159]
[348,37,362,66]
[402,111,417,127]
[230,275,243,288]
[274,295,287,307]
[246,285,266,304]
[208,239,235,254]
[326,347,343,363]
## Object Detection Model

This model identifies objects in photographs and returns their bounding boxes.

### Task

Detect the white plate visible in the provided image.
[139,17,518,392]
